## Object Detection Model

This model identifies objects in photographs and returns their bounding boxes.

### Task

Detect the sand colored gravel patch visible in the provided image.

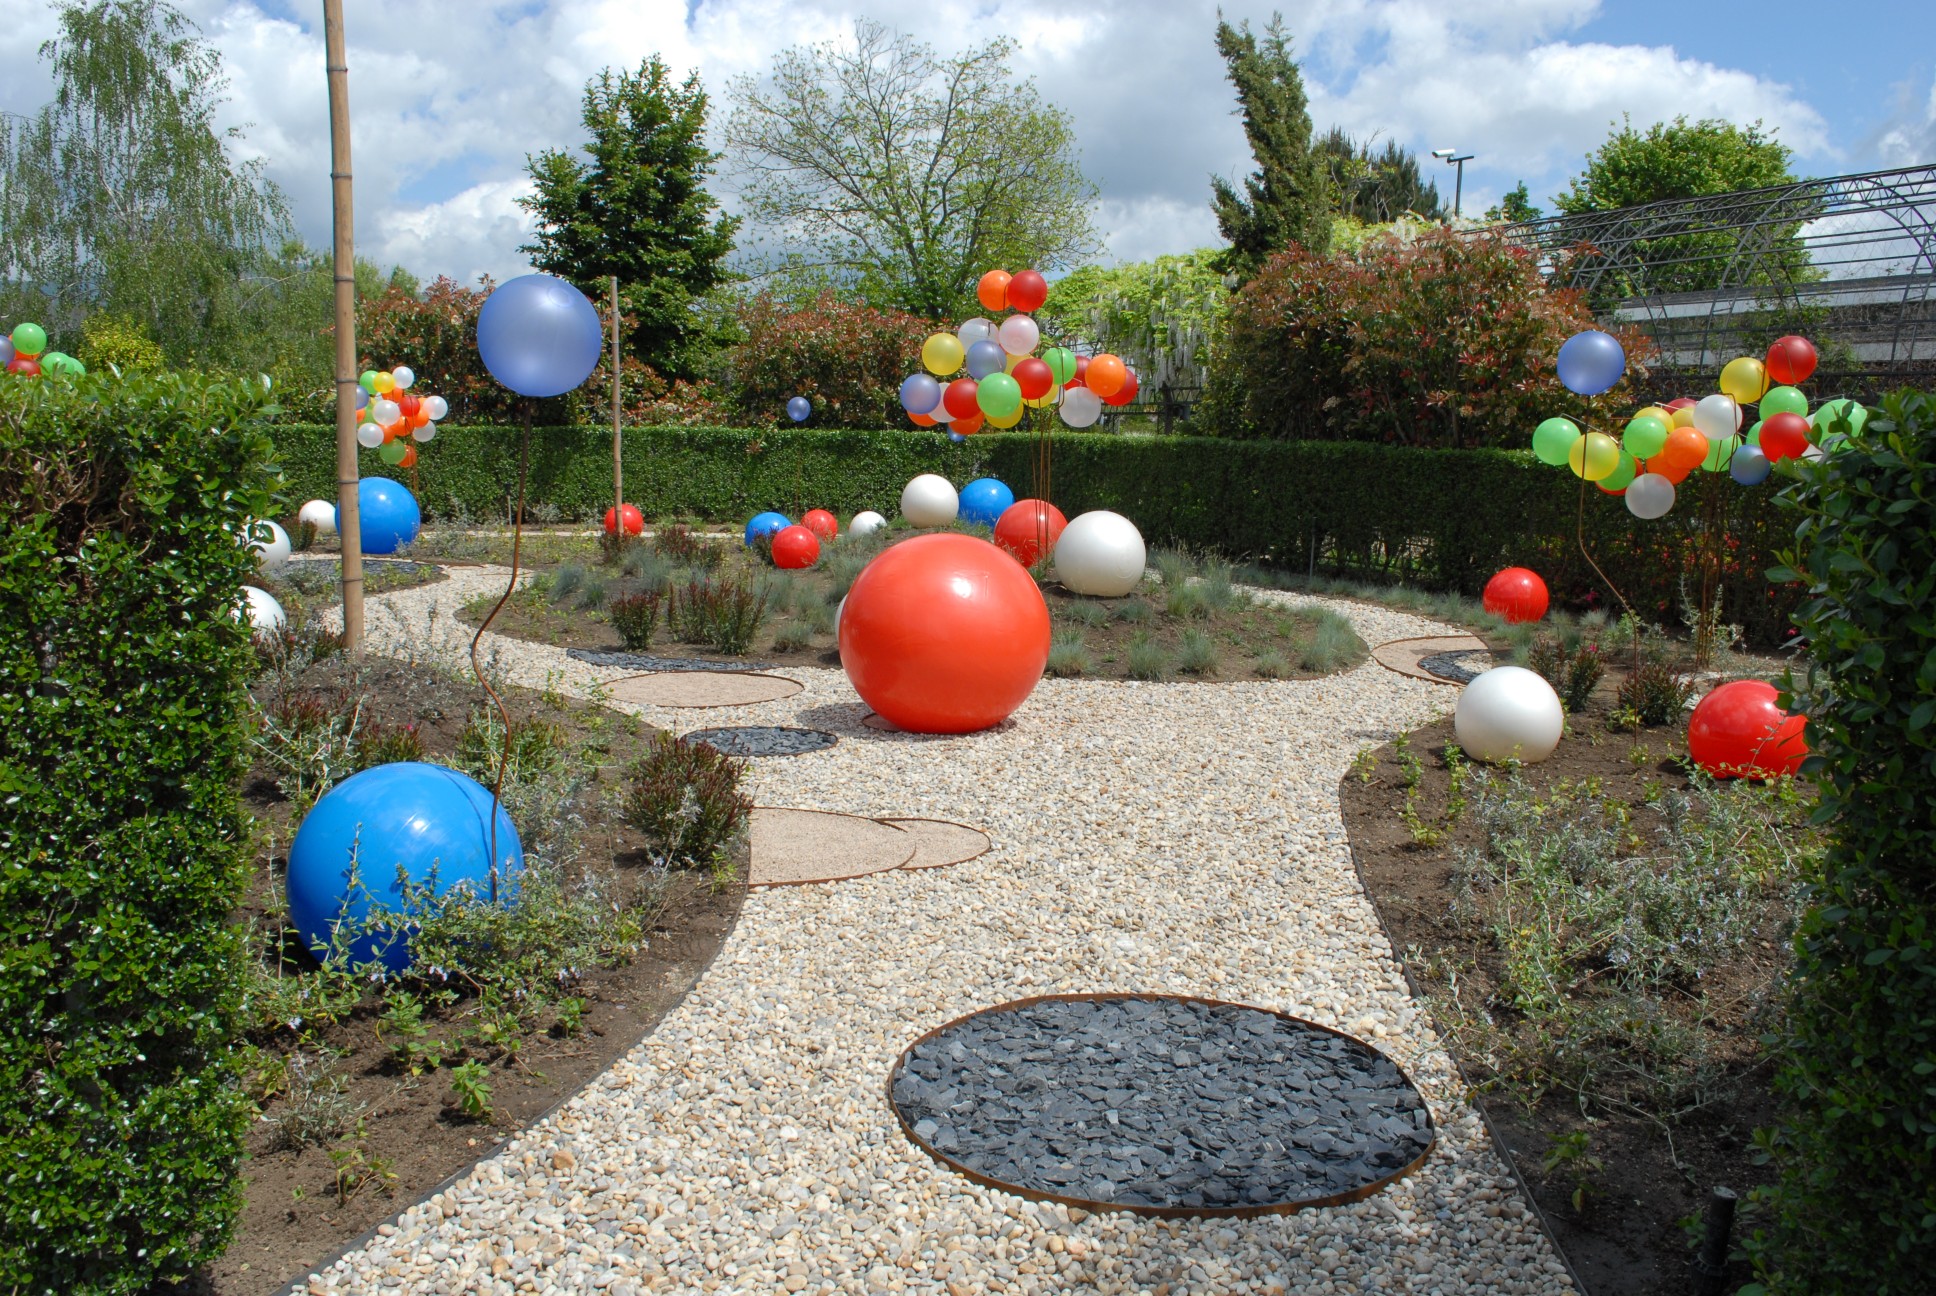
[606,671,803,708]
[1371,635,1492,685]
[880,818,992,872]
[747,808,916,887]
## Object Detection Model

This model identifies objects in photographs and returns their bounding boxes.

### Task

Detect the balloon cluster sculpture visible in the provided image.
[604,504,644,537]
[1686,680,1808,779]
[1454,666,1565,765]
[2,321,85,377]
[354,365,449,468]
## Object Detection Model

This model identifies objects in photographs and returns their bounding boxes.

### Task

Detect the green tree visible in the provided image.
[1039,251,1228,395]
[520,56,739,380]
[1209,13,1333,280]
[725,18,1099,319]
[1485,182,1541,223]
[0,0,289,360]
[1313,129,1444,223]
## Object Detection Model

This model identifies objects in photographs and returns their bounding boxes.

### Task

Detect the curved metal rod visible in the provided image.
[468,404,532,903]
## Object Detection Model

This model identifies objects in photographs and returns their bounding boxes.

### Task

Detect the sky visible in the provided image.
[2,0,1932,289]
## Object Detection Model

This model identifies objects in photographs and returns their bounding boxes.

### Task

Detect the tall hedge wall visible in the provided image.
[273,422,1804,644]
[2,374,274,1291]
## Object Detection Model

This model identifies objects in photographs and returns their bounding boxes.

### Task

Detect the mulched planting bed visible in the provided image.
[890,995,1434,1216]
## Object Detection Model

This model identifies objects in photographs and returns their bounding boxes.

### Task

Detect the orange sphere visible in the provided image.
[992,499,1067,567]
[950,411,985,435]
[839,534,1050,733]
[976,271,1012,312]
[1660,426,1709,471]
[802,508,839,540]
[1086,353,1128,399]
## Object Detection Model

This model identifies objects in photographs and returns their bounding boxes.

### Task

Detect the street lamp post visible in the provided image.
[1432,148,1474,220]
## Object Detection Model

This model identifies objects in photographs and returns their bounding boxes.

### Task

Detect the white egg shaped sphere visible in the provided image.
[900,475,959,528]
[1052,510,1147,597]
[241,585,286,638]
[1453,666,1564,765]
[298,498,337,536]
[849,509,887,539]
[249,519,291,571]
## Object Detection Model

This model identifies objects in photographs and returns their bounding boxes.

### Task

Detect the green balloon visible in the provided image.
[1814,398,1868,436]
[1532,416,1582,466]
[1702,434,1740,472]
[1600,451,1638,492]
[40,351,85,376]
[378,439,408,465]
[1746,419,1763,447]
[1621,414,1669,460]
[1759,385,1808,418]
[9,322,47,355]
[976,371,1023,419]
[1041,347,1077,386]
[359,369,382,395]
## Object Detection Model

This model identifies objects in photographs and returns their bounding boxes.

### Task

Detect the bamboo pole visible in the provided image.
[611,275,622,525]
[323,0,363,649]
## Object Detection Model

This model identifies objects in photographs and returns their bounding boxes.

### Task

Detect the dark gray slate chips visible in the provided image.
[1417,650,1494,684]
[568,648,778,673]
[891,996,1433,1214]
[685,726,838,757]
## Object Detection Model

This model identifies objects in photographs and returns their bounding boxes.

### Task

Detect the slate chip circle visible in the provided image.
[889,994,1434,1218]
[1417,649,1495,684]
[684,725,838,758]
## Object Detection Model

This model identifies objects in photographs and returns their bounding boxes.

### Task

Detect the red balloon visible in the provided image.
[1007,269,1049,313]
[802,508,838,540]
[1066,355,1090,389]
[839,533,1050,733]
[1483,567,1549,623]
[977,270,1012,312]
[397,391,422,418]
[1760,411,1811,463]
[603,504,643,536]
[943,377,980,420]
[1101,368,1139,407]
[770,524,821,570]
[992,499,1067,568]
[1012,356,1054,401]
[1664,397,1696,411]
[1765,335,1818,386]
[5,357,40,377]
[1687,680,1807,779]
[397,444,418,469]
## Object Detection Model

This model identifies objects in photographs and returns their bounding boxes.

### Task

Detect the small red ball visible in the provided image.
[1483,567,1549,624]
[1687,680,1807,779]
[603,504,643,536]
[770,524,821,570]
[992,500,1067,568]
[1759,412,1811,463]
[802,508,839,540]
[1765,335,1818,386]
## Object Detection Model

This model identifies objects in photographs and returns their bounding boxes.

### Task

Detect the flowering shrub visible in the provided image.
[726,291,933,429]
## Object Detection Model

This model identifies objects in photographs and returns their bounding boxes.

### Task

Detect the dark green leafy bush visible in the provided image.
[621,733,751,868]
[1,371,277,1291]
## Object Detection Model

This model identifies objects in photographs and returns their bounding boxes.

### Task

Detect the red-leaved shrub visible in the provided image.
[726,291,934,429]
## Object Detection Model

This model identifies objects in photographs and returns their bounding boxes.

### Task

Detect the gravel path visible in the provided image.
[306,566,1576,1296]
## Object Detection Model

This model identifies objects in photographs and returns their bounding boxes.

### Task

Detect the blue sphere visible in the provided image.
[786,396,812,423]
[476,273,604,398]
[343,477,420,555]
[947,431,968,444]
[899,372,941,415]
[965,340,1007,380]
[1555,330,1626,396]
[958,477,1016,527]
[744,511,791,546]
[287,762,523,972]
[1730,443,1773,486]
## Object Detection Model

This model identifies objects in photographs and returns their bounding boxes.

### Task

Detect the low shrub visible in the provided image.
[609,591,663,650]
[1046,629,1093,677]
[621,733,751,869]
[652,523,722,568]
[1614,651,1696,727]
[668,575,768,655]
[1527,633,1606,712]
[1125,633,1171,681]
[1176,627,1220,675]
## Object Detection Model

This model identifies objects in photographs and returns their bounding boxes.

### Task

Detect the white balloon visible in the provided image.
[1059,386,1103,429]
[957,317,996,348]
[1454,666,1564,764]
[370,398,402,426]
[997,314,1040,356]
[411,422,437,443]
[849,509,887,538]
[298,499,337,536]
[245,519,291,571]
[900,475,959,528]
[1052,510,1147,597]
[240,585,286,638]
[422,394,449,420]
[356,422,384,448]
[1625,472,1676,520]
[391,366,416,390]
[1692,393,1740,442]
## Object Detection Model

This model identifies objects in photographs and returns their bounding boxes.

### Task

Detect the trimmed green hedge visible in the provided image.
[272,422,1804,643]
[3,374,276,1289]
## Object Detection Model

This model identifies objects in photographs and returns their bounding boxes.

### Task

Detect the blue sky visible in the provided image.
[2,1,1930,284]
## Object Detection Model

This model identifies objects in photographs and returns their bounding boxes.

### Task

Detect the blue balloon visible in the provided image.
[342,477,420,555]
[965,340,1007,380]
[899,372,941,415]
[287,762,523,972]
[1555,330,1626,396]
[947,431,967,444]
[744,511,791,546]
[475,273,604,398]
[786,396,811,423]
[1730,443,1772,486]
[958,477,1015,527]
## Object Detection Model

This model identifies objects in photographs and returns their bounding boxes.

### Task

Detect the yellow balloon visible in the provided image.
[1569,430,1620,481]
[1005,353,1021,373]
[1719,356,1769,404]
[1670,405,1696,429]
[987,404,1025,429]
[372,371,396,395]
[921,333,965,377]
[1023,386,1059,409]
[1635,404,1674,426]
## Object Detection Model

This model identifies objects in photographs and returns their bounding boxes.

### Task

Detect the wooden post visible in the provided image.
[610,275,622,525]
[323,0,363,649]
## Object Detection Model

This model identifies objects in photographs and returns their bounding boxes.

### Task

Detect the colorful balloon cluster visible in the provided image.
[896,269,1138,436]
[1533,331,1829,520]
[355,365,449,468]
[2,321,85,378]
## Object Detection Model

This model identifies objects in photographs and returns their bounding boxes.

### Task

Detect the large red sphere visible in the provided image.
[1483,567,1549,623]
[603,504,643,536]
[839,533,1050,733]
[992,499,1068,568]
[770,524,821,570]
[1765,335,1818,386]
[802,508,839,540]
[1687,680,1808,779]
[1006,269,1049,313]
[1760,412,1811,463]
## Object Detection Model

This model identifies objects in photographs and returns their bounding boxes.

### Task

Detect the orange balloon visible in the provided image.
[951,411,985,435]
[398,444,418,468]
[409,410,430,428]
[1086,353,1127,399]
[909,410,937,427]
[977,270,1012,312]
[1661,426,1708,471]
[1652,456,1693,485]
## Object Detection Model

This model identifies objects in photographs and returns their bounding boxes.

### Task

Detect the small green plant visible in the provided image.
[251,691,364,807]
[262,1051,360,1152]
[1292,609,1365,674]
[1255,649,1289,678]
[447,1059,494,1122]
[1113,598,1152,624]
[552,996,587,1037]
[653,523,721,568]
[668,575,769,654]
[1125,632,1171,681]
[1541,1130,1605,1214]
[1351,746,1378,782]
[1152,546,1195,590]
[1176,627,1220,675]
[376,989,445,1076]
[621,732,752,867]
[328,1122,399,1202]
[1046,629,1093,677]
[1527,633,1606,712]
[357,720,425,769]
[1061,599,1109,629]
[1615,652,1696,726]
[771,618,814,651]
[549,563,588,604]
[577,572,610,610]
[609,590,663,649]
[1164,581,1210,621]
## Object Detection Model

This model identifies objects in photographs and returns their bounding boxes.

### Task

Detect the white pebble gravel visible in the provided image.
[303,564,1577,1296]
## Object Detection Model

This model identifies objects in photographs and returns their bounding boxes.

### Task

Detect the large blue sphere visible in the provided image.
[476,273,604,398]
[287,762,523,971]
[786,396,812,423]
[341,477,420,555]
[744,511,791,546]
[1555,330,1627,396]
[958,477,1015,527]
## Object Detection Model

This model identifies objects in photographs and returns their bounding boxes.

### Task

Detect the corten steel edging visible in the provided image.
[879,817,995,871]
[747,807,917,889]
[886,991,1437,1221]
[1370,635,1494,686]
[681,726,841,759]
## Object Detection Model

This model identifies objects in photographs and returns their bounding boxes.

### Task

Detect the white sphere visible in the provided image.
[247,519,291,571]
[1052,510,1147,597]
[1625,472,1675,520]
[411,421,437,443]
[1060,386,1103,429]
[835,594,847,636]
[849,509,887,539]
[422,394,449,420]
[957,317,996,348]
[356,422,384,448]
[1692,393,1741,442]
[1453,666,1564,765]
[998,313,1040,356]
[298,499,337,536]
[391,365,416,390]
[900,475,959,528]
[240,585,286,638]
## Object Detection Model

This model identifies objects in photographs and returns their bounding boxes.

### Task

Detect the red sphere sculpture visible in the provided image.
[769,524,821,570]
[992,499,1067,568]
[1765,335,1818,386]
[1759,412,1812,463]
[1483,567,1549,624]
[1687,680,1808,779]
[802,508,839,540]
[839,533,1050,734]
[603,504,643,536]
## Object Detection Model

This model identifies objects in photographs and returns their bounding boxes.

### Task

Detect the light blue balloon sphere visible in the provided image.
[476,273,604,398]
[787,396,812,423]
[745,511,791,546]
[340,477,420,555]
[1555,330,1626,396]
[958,477,1015,527]
[947,431,968,444]
[287,762,523,972]
[900,372,941,415]
[965,340,1008,380]
[1730,443,1773,486]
